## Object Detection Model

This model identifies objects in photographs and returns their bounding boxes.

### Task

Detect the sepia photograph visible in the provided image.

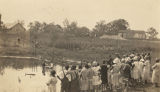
[0,0,160,92]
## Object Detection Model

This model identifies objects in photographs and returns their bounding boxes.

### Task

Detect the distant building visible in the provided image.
[0,22,29,47]
[118,30,146,39]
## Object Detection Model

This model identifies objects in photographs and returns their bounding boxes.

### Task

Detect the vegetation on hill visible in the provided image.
[0,18,159,64]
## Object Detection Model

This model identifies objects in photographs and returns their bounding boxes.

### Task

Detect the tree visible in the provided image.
[63,19,78,34]
[75,26,90,37]
[147,27,158,39]
[92,20,107,37]
[105,19,129,34]
[92,19,130,37]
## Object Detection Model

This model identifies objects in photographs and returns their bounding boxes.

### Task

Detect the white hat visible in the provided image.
[92,61,97,66]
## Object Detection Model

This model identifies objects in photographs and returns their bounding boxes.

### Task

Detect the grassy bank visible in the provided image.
[0,34,160,65]
[34,36,160,65]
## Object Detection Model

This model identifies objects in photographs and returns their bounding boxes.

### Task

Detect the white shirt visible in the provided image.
[57,70,71,81]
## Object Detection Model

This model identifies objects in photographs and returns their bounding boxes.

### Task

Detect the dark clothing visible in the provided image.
[100,64,108,84]
[121,63,131,79]
[69,70,80,92]
[108,58,113,66]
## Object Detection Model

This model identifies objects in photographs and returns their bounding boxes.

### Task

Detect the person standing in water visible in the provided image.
[47,70,57,92]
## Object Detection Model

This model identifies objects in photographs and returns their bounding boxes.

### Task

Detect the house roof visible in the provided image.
[118,30,145,34]
[4,22,26,32]
[5,22,18,29]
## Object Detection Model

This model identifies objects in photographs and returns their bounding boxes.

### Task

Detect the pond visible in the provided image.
[0,58,62,92]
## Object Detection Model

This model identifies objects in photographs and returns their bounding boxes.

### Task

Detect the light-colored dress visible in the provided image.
[92,66,101,86]
[111,63,121,87]
[132,61,139,79]
[80,68,89,91]
[132,61,144,80]
[47,77,57,92]
[87,68,94,90]
[139,61,144,78]
[142,60,151,82]
[152,63,160,84]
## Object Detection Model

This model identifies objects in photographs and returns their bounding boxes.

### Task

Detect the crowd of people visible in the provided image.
[46,52,160,92]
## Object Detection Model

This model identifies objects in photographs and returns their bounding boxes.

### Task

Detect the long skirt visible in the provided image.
[80,79,88,91]
[111,73,120,87]
[88,79,93,90]
[152,71,160,84]
[70,79,80,92]
[132,69,140,80]
[92,76,101,86]
[48,85,56,92]
[108,71,112,85]
[142,68,151,82]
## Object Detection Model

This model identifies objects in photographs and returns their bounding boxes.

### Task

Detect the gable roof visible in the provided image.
[4,22,26,32]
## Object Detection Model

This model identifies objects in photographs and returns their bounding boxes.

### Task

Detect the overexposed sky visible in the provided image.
[0,0,160,33]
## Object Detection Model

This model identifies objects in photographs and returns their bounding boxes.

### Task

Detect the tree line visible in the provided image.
[28,18,159,40]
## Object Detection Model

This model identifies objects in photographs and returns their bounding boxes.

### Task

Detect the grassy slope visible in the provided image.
[0,32,160,65]
[35,35,160,64]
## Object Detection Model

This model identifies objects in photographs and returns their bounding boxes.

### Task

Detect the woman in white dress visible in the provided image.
[142,57,151,84]
[92,61,101,92]
[111,61,121,91]
[132,56,144,83]
[152,59,160,87]
[132,59,140,81]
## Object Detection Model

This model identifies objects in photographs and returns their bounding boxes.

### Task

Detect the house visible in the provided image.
[118,30,146,39]
[0,22,30,47]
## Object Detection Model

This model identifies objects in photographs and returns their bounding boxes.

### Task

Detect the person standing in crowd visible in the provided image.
[113,53,121,64]
[87,63,95,92]
[108,55,113,66]
[100,60,108,91]
[80,64,89,92]
[138,56,144,83]
[92,61,101,92]
[132,57,140,85]
[47,70,57,92]
[68,65,80,92]
[57,65,71,92]
[142,56,151,84]
[111,59,121,91]
[152,59,160,87]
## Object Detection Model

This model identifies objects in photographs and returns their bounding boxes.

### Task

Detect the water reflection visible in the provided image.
[0,58,62,92]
